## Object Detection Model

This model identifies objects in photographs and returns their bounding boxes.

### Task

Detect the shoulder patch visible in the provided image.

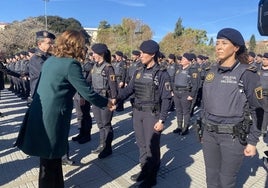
[205,72,215,82]
[255,86,263,99]
[192,73,198,79]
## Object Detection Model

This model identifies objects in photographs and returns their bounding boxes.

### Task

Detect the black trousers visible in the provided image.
[39,158,64,188]
[202,130,244,188]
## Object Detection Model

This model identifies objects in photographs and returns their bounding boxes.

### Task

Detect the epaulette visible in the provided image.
[247,65,257,73]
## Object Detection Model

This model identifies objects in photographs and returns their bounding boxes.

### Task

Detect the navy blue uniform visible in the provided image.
[202,62,263,188]
[28,49,51,97]
[173,64,199,134]
[117,63,171,185]
[89,61,117,159]
[258,67,268,135]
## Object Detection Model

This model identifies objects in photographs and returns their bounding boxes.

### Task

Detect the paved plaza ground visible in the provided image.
[0,89,267,188]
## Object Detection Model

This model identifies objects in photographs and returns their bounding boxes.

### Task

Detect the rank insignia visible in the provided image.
[255,86,263,99]
[192,73,198,79]
[136,73,141,79]
[165,82,172,91]
[110,75,115,81]
[205,72,215,82]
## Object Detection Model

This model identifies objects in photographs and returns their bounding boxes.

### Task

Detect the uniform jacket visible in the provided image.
[16,56,108,159]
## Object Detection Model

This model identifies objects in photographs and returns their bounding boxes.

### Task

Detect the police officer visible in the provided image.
[112,51,127,112]
[166,54,177,112]
[116,40,172,187]
[126,50,142,108]
[72,53,94,144]
[259,52,268,136]
[172,53,199,135]
[202,28,263,188]
[89,43,118,159]
[28,30,55,98]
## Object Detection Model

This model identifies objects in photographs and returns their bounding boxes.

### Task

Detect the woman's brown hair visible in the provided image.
[53,30,86,62]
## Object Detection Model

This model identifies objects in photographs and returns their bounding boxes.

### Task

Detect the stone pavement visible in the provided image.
[0,88,267,188]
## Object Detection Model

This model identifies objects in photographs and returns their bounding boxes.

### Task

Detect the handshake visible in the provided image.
[107,98,117,111]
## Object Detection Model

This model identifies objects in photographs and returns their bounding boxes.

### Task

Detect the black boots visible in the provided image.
[173,121,183,134]
[98,131,113,159]
[72,129,91,144]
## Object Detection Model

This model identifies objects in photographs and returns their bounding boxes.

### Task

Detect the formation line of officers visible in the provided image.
[0,27,267,188]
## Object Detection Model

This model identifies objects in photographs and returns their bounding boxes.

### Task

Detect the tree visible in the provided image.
[96,18,153,56]
[0,16,90,56]
[174,17,184,37]
[208,37,214,46]
[248,34,256,52]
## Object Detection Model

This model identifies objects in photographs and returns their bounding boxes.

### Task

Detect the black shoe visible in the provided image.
[72,134,82,141]
[173,128,182,134]
[92,145,105,154]
[0,112,4,117]
[181,128,189,135]
[131,171,146,182]
[62,158,75,165]
[98,148,112,159]
[138,178,157,188]
[78,135,91,144]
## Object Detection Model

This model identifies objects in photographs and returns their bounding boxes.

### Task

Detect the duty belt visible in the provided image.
[174,86,191,91]
[133,104,160,113]
[204,121,237,134]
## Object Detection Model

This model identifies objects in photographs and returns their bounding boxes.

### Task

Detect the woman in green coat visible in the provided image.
[16,30,114,188]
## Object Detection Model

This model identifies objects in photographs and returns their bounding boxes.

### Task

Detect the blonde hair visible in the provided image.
[53,30,86,62]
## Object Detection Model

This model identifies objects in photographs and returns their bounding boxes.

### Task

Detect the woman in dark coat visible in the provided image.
[15,30,114,188]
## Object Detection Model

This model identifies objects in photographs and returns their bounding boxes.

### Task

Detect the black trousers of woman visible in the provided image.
[39,158,64,188]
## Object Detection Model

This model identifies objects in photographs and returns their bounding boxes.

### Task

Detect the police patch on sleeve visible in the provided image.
[205,72,214,82]
[136,73,141,79]
[110,75,116,81]
[255,86,263,99]
[192,73,198,79]
[165,82,172,91]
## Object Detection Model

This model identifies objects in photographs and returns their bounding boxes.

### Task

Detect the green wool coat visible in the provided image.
[16,56,108,159]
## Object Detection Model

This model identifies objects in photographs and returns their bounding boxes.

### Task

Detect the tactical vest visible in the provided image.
[128,61,139,78]
[203,63,248,117]
[258,69,268,89]
[134,65,160,104]
[91,62,109,91]
[174,66,191,88]
[112,62,121,76]
[167,63,176,80]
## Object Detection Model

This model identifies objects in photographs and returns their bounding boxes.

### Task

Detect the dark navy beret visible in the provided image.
[28,48,36,53]
[248,51,256,58]
[36,30,55,40]
[115,51,123,57]
[159,52,166,58]
[197,55,204,60]
[168,54,176,60]
[91,43,108,54]
[263,53,268,58]
[177,55,182,60]
[139,40,159,54]
[21,51,28,56]
[257,54,263,58]
[183,53,195,61]
[217,28,245,46]
[132,50,141,56]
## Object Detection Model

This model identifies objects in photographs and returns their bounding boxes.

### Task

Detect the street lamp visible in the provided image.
[43,0,49,30]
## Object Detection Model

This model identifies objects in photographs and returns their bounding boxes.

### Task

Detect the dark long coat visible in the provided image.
[16,56,108,159]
